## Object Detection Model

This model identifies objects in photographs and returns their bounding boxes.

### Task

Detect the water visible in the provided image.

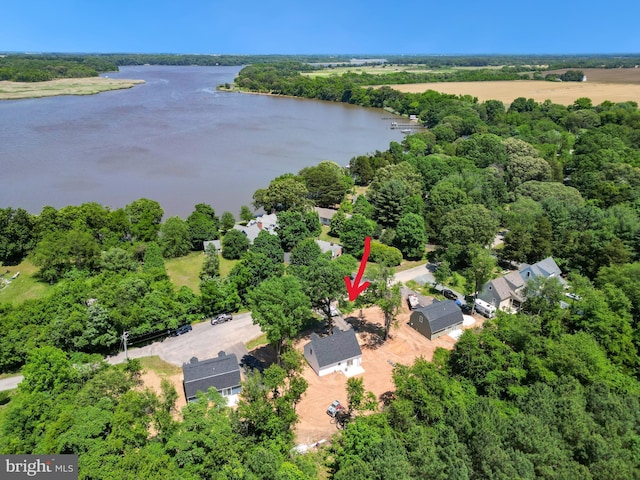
[0,66,405,217]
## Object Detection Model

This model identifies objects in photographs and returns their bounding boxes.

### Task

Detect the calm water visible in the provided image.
[0,65,405,217]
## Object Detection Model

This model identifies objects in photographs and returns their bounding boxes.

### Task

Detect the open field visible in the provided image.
[0,259,51,304]
[165,252,205,293]
[386,79,640,106]
[0,77,145,100]
[544,68,640,84]
[303,64,506,78]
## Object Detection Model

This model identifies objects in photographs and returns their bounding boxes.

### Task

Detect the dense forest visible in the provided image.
[2,52,638,82]
[2,59,640,478]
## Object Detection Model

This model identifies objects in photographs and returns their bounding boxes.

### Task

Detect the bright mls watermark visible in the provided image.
[1,455,78,479]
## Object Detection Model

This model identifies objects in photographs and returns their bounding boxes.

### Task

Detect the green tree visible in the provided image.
[125,198,164,242]
[465,245,497,300]
[0,207,36,265]
[248,276,311,362]
[101,247,138,273]
[394,213,427,260]
[221,229,249,260]
[251,230,284,265]
[142,242,166,276]
[199,242,220,280]
[276,210,314,252]
[240,205,254,223]
[32,228,101,282]
[219,211,236,234]
[200,277,240,316]
[297,256,346,331]
[159,216,191,258]
[253,174,310,212]
[340,214,375,257]
[370,266,402,341]
[346,377,378,416]
[299,161,351,207]
[329,209,348,237]
[186,203,219,249]
[289,237,322,267]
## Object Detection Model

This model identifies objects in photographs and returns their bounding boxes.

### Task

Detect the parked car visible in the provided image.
[240,354,264,373]
[442,289,458,301]
[326,399,345,417]
[211,313,233,325]
[174,324,193,336]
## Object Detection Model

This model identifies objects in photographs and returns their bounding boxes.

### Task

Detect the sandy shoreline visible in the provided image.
[0,77,145,100]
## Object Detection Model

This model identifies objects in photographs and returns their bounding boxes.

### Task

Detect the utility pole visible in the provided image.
[122,331,129,361]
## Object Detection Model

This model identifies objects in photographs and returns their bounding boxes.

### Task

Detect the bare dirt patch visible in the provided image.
[386,80,640,106]
[0,77,145,100]
[293,303,484,445]
[138,357,187,418]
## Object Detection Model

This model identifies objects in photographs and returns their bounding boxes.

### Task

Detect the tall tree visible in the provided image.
[221,229,249,260]
[252,174,310,213]
[186,203,219,249]
[370,266,402,341]
[125,198,164,242]
[159,216,191,258]
[248,276,311,362]
[199,242,220,280]
[394,213,427,260]
[297,256,346,331]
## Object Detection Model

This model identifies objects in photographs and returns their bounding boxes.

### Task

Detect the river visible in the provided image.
[0,65,405,217]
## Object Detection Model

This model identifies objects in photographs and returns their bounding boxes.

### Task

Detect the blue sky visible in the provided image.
[2,0,639,55]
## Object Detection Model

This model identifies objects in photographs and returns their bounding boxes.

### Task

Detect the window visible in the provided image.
[221,387,232,397]
[347,359,353,366]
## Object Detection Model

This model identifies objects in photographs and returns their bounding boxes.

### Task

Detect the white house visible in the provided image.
[303,328,363,377]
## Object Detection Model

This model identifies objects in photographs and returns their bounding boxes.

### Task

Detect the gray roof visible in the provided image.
[519,257,563,282]
[316,240,342,257]
[307,329,361,368]
[415,300,464,334]
[233,213,278,244]
[182,352,241,400]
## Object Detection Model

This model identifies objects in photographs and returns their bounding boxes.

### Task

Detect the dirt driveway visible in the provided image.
[293,303,484,445]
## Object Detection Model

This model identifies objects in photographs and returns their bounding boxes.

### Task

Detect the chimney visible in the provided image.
[257,221,263,230]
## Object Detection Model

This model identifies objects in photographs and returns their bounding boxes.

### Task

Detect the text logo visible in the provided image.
[1,455,78,479]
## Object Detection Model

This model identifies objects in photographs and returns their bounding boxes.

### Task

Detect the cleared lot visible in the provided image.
[293,302,484,445]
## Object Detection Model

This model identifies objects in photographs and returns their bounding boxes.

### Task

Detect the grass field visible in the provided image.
[303,64,505,78]
[0,259,51,305]
[165,251,239,293]
[138,356,182,377]
[0,77,145,100]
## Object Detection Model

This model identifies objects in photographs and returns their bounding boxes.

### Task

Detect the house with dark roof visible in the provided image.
[409,300,464,340]
[477,257,565,313]
[303,328,363,377]
[182,351,241,405]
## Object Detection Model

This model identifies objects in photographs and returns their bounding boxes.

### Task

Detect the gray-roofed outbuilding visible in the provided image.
[409,300,464,340]
[182,351,241,404]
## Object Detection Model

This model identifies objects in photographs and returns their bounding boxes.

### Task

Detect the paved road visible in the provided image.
[0,374,23,392]
[107,312,262,366]
[0,313,262,392]
[393,263,435,286]
[0,265,437,392]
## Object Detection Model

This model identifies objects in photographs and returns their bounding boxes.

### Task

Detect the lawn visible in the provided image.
[165,251,239,293]
[0,259,51,305]
[138,356,182,377]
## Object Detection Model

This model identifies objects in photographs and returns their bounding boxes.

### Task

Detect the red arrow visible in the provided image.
[344,236,371,301]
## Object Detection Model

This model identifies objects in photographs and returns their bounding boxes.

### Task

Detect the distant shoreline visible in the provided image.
[0,77,145,100]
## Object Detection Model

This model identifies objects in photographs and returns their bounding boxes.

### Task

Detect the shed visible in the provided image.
[409,300,464,340]
[303,328,363,377]
[182,351,241,405]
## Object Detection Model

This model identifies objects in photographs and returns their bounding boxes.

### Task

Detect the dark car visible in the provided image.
[442,289,458,301]
[174,324,193,336]
[460,303,473,314]
[240,354,264,373]
[211,313,233,325]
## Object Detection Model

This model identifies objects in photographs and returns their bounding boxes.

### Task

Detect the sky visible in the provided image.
[2,0,639,55]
